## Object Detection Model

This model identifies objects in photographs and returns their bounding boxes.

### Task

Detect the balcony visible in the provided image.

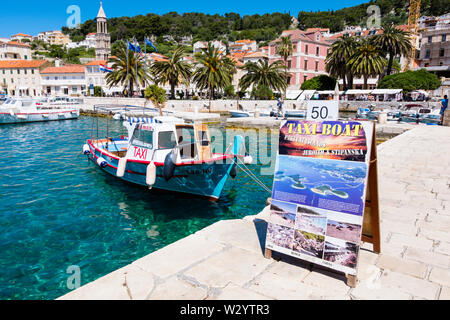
[41,79,86,86]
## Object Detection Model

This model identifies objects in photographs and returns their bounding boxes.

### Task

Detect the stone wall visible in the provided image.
[443,109,450,127]
[82,97,441,113]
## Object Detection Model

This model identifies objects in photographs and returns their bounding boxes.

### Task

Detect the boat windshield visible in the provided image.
[131,128,153,149]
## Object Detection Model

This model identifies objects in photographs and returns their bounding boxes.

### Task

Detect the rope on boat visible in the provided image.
[232,141,272,194]
[234,158,272,194]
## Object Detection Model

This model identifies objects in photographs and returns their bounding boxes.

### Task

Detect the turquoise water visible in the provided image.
[0,117,276,300]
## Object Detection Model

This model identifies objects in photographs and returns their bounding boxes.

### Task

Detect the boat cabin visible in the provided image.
[103,120,213,164]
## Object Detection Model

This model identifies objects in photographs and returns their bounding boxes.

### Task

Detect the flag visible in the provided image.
[128,41,136,52]
[145,38,158,52]
[99,64,113,73]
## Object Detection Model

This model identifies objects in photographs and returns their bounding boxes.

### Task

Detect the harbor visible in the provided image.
[59,124,450,300]
[1,0,450,304]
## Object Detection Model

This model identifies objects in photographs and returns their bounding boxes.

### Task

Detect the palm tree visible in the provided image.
[150,46,192,100]
[239,59,287,94]
[193,43,236,110]
[325,36,358,91]
[276,36,293,96]
[105,46,146,97]
[371,24,412,77]
[347,39,386,89]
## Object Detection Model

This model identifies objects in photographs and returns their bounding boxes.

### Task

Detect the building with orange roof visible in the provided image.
[230,40,257,53]
[40,63,86,96]
[11,33,33,43]
[0,41,32,60]
[0,60,50,96]
[269,29,331,90]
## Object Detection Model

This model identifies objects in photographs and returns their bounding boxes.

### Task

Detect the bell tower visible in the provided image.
[95,2,111,61]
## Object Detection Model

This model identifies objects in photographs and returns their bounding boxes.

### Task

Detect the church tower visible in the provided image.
[95,2,111,61]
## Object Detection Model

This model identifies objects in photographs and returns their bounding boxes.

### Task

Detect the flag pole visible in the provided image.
[135,37,139,95]
[144,36,147,89]
[126,38,129,97]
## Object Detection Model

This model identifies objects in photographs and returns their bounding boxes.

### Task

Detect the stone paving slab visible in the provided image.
[60,125,450,300]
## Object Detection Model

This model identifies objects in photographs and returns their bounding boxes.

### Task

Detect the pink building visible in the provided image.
[269,29,330,90]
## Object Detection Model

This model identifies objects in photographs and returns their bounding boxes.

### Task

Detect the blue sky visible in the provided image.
[1,0,369,38]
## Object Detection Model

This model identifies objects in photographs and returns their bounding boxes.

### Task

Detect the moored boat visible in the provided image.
[83,108,252,200]
[0,97,79,124]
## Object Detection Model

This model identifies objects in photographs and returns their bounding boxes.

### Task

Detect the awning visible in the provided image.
[60,86,69,89]
[297,90,317,100]
[316,90,344,95]
[18,86,29,90]
[370,89,403,95]
[285,90,303,100]
[345,89,372,95]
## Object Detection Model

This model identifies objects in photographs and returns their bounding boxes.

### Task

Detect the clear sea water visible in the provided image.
[0,117,276,300]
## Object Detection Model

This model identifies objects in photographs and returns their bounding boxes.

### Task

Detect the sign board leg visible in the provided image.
[346,274,357,288]
[264,248,272,259]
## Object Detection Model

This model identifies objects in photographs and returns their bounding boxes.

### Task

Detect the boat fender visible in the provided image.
[82,144,91,155]
[230,161,237,179]
[243,153,253,165]
[97,157,108,168]
[116,157,127,177]
[9,110,14,116]
[163,151,176,181]
[146,162,156,187]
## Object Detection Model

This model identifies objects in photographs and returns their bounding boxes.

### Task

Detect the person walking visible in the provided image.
[440,95,448,125]
[276,96,284,119]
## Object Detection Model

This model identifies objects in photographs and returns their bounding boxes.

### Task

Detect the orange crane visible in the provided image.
[403,0,421,71]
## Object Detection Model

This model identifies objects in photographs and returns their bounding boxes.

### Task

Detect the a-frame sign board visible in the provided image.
[264,122,381,288]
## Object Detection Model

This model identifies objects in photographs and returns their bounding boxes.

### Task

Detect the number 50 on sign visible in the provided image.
[306,100,339,121]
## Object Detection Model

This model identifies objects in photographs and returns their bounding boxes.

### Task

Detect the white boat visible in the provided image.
[0,97,79,124]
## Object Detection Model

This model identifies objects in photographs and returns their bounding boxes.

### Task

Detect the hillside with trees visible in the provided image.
[298,0,449,33]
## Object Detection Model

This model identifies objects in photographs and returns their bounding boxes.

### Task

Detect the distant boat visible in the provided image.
[0,97,79,124]
[83,108,252,200]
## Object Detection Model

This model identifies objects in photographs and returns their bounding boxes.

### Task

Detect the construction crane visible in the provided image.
[403,0,421,71]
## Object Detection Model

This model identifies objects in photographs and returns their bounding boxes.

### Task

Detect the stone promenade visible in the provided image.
[59,125,450,300]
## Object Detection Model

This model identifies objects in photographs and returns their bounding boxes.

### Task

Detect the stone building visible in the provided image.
[0,60,49,96]
[95,2,111,61]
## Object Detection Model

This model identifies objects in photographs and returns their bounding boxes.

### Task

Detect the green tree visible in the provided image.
[251,85,274,100]
[275,35,293,96]
[372,24,412,77]
[301,75,337,90]
[144,85,167,116]
[347,39,386,89]
[378,69,441,92]
[239,59,287,94]
[105,47,147,97]
[193,43,236,109]
[151,46,192,100]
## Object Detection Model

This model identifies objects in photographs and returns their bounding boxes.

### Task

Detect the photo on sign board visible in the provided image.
[293,230,325,258]
[295,205,327,235]
[270,200,297,228]
[279,120,368,162]
[325,211,363,243]
[323,237,359,269]
[266,223,294,250]
[272,155,367,216]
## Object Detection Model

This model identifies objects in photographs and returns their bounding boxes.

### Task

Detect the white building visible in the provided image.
[229,40,258,53]
[40,64,86,96]
[193,41,226,53]
[0,60,49,96]
[0,41,32,60]
[10,33,33,43]
[66,33,97,50]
